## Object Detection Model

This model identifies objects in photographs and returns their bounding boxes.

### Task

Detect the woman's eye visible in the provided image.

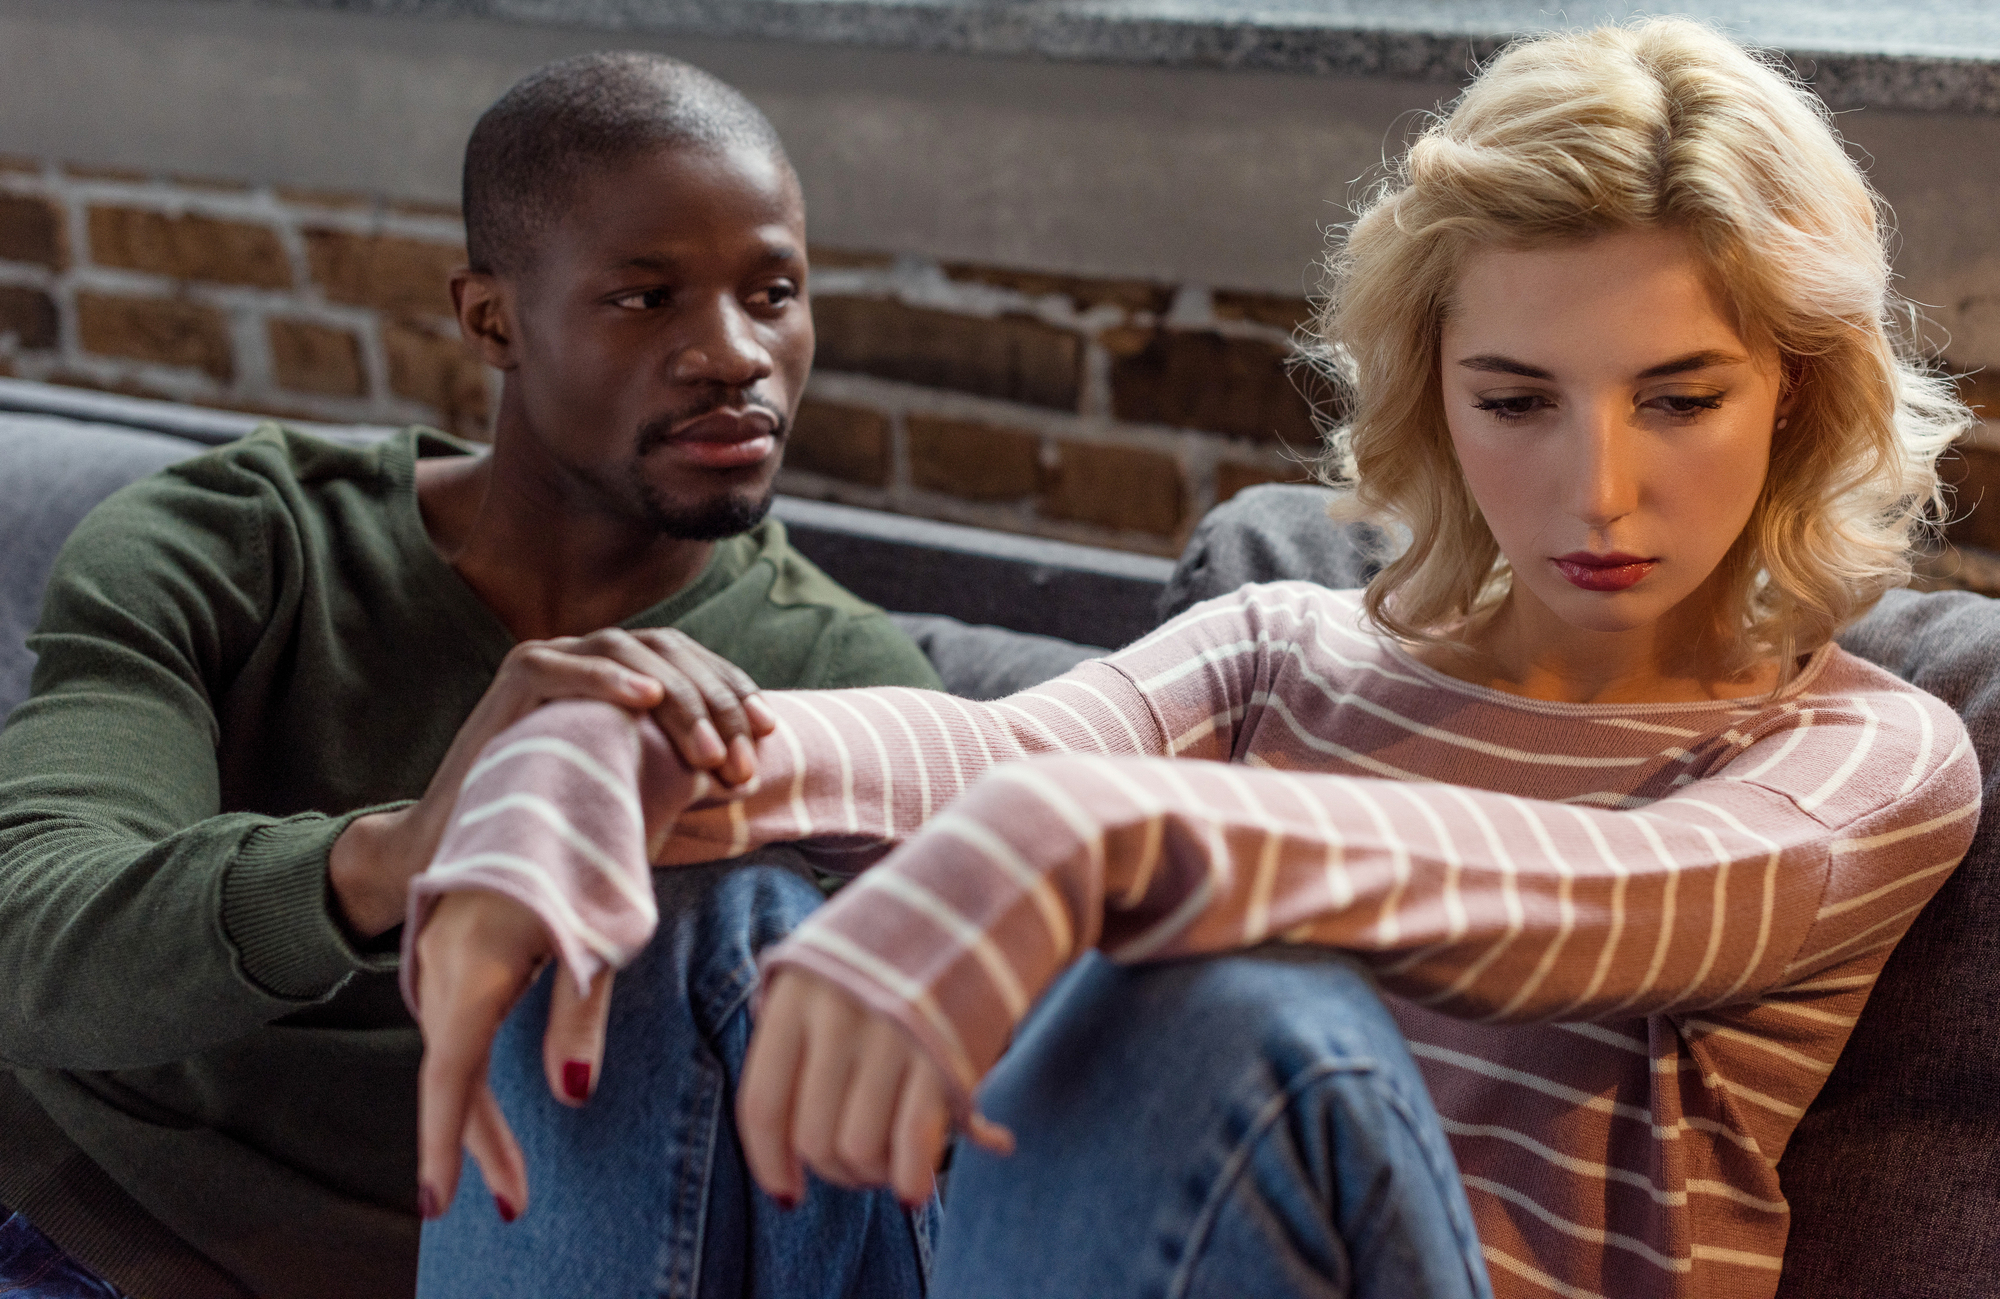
[612,288,673,311]
[1473,395,1550,421]
[1647,393,1725,419]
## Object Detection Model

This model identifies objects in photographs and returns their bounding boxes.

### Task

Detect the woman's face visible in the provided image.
[1439,227,1787,642]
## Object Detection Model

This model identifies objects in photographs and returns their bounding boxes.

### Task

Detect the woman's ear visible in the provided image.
[453,269,520,371]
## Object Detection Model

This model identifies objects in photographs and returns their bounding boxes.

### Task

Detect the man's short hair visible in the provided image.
[463,51,789,276]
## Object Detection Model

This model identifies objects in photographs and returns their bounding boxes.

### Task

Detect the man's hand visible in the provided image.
[328,628,776,938]
[737,967,1014,1208]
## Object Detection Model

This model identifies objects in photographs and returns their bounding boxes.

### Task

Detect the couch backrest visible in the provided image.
[0,416,213,718]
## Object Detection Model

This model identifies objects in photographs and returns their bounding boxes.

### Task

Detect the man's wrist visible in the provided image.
[328,807,424,940]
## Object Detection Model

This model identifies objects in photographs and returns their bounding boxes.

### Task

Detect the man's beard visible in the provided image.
[630,477,777,540]
[628,398,786,540]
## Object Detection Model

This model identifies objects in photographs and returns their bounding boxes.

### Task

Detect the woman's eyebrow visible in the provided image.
[1456,355,1555,379]
[1635,349,1747,378]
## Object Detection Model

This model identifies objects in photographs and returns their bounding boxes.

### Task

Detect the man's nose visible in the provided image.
[1572,403,1639,529]
[671,295,774,388]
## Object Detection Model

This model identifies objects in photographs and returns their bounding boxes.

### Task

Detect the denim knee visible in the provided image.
[931,949,1490,1299]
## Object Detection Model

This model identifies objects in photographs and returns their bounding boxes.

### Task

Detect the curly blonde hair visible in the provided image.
[1312,18,1971,671]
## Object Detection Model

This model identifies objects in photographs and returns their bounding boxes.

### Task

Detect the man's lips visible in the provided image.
[1551,551,1657,592]
[648,407,781,470]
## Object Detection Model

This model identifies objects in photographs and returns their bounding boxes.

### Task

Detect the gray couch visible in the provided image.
[2,379,1995,1296]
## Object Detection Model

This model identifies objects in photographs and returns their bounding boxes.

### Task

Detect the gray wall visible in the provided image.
[1,0,1995,362]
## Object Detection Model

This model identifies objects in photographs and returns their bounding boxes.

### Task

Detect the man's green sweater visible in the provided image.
[0,426,942,1299]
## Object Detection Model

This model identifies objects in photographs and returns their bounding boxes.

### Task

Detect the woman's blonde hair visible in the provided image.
[1312,18,1971,671]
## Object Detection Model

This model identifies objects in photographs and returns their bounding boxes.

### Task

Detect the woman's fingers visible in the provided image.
[966,1111,1017,1158]
[831,1018,914,1187]
[414,892,551,1219]
[543,967,614,1107]
[738,987,810,1206]
[788,988,866,1188]
[888,1062,951,1207]
[463,1081,530,1223]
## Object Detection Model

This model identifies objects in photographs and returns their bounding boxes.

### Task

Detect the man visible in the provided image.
[0,53,939,1299]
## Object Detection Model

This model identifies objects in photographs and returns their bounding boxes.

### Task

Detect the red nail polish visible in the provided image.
[418,1185,441,1221]
[774,1192,799,1211]
[562,1059,591,1101]
[494,1193,519,1224]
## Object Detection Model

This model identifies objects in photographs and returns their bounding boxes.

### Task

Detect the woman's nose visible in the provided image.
[1572,406,1639,528]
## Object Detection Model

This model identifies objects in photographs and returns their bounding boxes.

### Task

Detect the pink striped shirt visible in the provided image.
[408,584,1979,1299]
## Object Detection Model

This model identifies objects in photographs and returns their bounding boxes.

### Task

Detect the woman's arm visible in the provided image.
[766,696,1981,1109]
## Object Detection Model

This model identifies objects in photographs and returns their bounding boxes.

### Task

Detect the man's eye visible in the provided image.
[613,288,673,311]
[752,282,799,309]
[1472,395,1549,421]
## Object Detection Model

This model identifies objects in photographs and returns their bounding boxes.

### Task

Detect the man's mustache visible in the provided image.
[635,398,789,454]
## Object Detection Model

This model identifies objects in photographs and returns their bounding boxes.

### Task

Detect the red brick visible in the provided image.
[0,156,38,175]
[786,398,891,486]
[907,413,1042,500]
[1944,441,2000,552]
[1211,289,1314,332]
[305,229,465,317]
[808,246,895,270]
[170,174,253,194]
[1216,460,1313,503]
[940,263,1173,315]
[389,198,462,220]
[276,186,376,211]
[76,292,233,380]
[62,162,147,182]
[0,286,59,350]
[88,207,291,288]
[814,297,1082,411]
[1041,441,1185,536]
[1106,327,1319,446]
[268,318,365,397]
[1959,370,1999,424]
[0,194,67,270]
[384,318,489,438]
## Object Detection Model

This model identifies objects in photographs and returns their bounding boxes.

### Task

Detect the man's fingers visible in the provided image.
[463,1082,530,1223]
[889,1062,950,1207]
[737,990,809,1206]
[543,967,613,1107]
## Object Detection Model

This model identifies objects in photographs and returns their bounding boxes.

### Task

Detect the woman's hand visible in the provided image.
[737,967,1015,1208]
[333,628,776,938]
[414,889,619,1223]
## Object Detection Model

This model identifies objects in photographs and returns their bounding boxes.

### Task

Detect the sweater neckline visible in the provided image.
[380,430,750,656]
[1372,621,1837,719]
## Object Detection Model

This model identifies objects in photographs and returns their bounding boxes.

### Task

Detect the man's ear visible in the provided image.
[453,268,520,371]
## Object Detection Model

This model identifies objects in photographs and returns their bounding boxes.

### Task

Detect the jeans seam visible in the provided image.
[1166,1057,1380,1299]
[1166,1056,1489,1299]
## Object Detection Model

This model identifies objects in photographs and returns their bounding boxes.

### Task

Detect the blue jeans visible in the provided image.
[0,1206,129,1298]
[418,857,1491,1299]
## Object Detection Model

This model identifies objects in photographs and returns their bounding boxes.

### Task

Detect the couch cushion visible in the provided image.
[888,613,1101,700]
[0,415,207,722]
[1777,588,2000,1296]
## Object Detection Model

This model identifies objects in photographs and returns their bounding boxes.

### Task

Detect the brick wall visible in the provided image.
[2,155,1992,570]
[0,157,1318,556]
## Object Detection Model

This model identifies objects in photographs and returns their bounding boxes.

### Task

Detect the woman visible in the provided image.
[406,20,1978,1299]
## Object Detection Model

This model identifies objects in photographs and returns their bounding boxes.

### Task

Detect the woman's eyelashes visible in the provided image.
[1470,389,1727,423]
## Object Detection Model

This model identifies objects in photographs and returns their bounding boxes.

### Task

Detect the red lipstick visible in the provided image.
[1552,551,1656,592]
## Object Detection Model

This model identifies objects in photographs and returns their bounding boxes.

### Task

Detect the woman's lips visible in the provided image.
[1551,551,1657,592]
[654,409,780,471]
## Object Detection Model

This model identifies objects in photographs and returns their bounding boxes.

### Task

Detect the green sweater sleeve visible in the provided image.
[0,457,392,1073]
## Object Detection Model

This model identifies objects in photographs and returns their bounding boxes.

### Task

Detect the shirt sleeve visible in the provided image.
[0,461,398,1073]
[404,586,1981,1120]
